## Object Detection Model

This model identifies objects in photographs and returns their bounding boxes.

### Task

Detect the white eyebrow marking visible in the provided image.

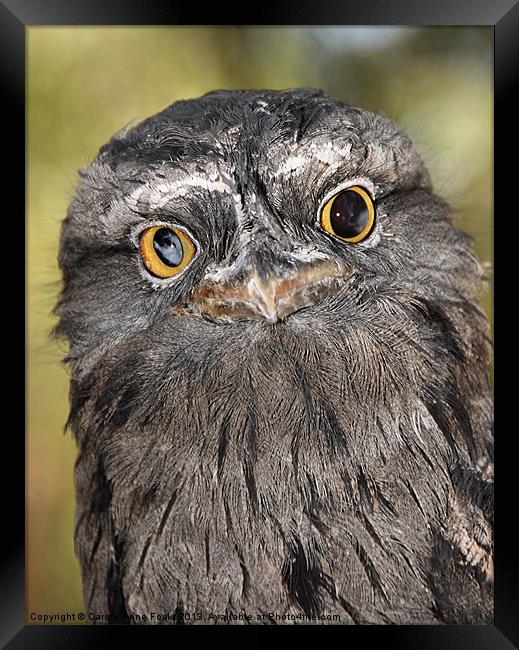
[273,154,308,176]
[123,160,241,214]
[126,176,235,212]
[273,142,353,178]
[311,141,352,166]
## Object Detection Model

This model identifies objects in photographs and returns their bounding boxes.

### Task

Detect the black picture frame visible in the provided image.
[3,0,515,646]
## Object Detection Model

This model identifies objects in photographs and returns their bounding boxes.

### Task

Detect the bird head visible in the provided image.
[55,88,490,481]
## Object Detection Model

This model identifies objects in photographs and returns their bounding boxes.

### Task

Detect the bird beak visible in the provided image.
[178,247,351,323]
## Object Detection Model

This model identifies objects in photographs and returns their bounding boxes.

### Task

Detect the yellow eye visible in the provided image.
[320,185,375,243]
[139,226,197,278]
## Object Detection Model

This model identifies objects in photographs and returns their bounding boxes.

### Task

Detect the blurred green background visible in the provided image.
[27,27,492,621]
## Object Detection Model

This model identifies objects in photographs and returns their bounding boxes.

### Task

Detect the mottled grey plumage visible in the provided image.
[55,88,493,625]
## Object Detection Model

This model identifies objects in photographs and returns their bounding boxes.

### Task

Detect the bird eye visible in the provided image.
[320,185,375,243]
[139,225,197,278]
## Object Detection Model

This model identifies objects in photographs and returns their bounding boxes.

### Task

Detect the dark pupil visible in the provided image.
[329,190,369,239]
[153,228,183,266]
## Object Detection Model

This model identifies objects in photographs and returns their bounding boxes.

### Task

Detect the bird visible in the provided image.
[54,88,493,625]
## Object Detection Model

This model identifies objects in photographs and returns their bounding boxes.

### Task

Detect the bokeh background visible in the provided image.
[27,27,492,621]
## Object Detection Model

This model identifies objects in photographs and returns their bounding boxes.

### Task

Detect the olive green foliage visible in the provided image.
[27,27,492,620]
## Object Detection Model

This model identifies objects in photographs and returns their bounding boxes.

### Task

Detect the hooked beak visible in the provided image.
[178,248,351,323]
